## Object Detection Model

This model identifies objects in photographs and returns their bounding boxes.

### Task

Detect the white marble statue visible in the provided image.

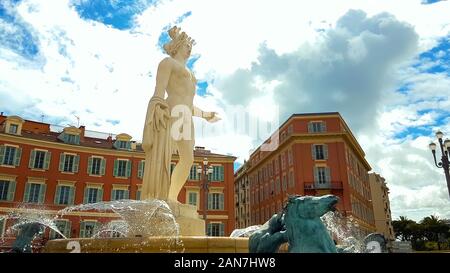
[141,26,219,203]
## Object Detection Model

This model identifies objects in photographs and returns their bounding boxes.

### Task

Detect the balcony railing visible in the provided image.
[304,181,343,190]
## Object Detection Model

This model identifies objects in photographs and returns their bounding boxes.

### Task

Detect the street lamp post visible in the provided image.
[429,130,450,198]
[197,158,214,234]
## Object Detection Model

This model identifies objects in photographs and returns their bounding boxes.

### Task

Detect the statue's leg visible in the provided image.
[168,139,194,201]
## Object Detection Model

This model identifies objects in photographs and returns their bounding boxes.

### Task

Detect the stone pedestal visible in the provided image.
[167,201,205,236]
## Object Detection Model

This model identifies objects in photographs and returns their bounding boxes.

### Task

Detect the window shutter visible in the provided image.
[311,144,316,160]
[23,183,30,202]
[100,159,106,175]
[44,151,51,170]
[74,135,80,145]
[124,190,129,199]
[138,161,144,179]
[0,145,5,164]
[87,157,93,174]
[38,184,46,204]
[326,167,331,183]
[83,187,89,204]
[59,153,65,172]
[313,167,318,183]
[7,181,16,201]
[113,141,119,149]
[307,122,313,133]
[219,223,225,236]
[207,223,212,236]
[79,222,86,238]
[64,221,72,238]
[111,189,116,201]
[97,188,103,202]
[126,142,131,150]
[207,194,212,210]
[29,150,36,169]
[126,161,131,178]
[136,190,141,200]
[113,160,118,177]
[321,122,327,132]
[68,187,75,205]
[324,144,328,159]
[219,166,224,181]
[57,133,65,142]
[14,148,22,166]
[219,194,224,210]
[54,185,61,205]
[73,155,80,173]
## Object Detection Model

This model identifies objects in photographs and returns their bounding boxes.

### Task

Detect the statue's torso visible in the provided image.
[166,58,196,111]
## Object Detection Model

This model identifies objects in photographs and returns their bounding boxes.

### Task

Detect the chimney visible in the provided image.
[79,125,85,142]
[107,135,113,143]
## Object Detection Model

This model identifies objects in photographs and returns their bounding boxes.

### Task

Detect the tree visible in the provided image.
[392,216,417,241]
[420,215,449,250]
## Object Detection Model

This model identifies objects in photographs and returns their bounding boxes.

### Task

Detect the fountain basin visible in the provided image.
[42,236,249,253]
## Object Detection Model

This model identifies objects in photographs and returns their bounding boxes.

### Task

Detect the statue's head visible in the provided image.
[286,194,339,219]
[163,26,195,59]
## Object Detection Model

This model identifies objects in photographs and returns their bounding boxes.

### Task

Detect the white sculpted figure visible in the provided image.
[141,26,219,203]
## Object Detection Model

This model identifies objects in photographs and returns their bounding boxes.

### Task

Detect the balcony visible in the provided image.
[304,181,343,190]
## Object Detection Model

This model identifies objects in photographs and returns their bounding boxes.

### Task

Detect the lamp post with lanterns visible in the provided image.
[429,130,450,198]
[197,158,214,232]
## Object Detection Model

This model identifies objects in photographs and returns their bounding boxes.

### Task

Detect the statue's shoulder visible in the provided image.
[159,56,175,67]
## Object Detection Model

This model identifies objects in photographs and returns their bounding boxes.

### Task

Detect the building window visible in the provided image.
[188,192,198,206]
[207,223,225,237]
[114,159,130,178]
[64,154,75,172]
[80,221,98,238]
[89,157,104,176]
[114,140,130,150]
[54,185,74,205]
[136,189,141,200]
[275,178,280,194]
[50,220,71,239]
[24,183,46,204]
[209,165,224,182]
[84,187,103,204]
[0,180,16,201]
[189,165,199,180]
[34,151,46,169]
[137,161,145,179]
[2,146,16,166]
[8,124,18,134]
[58,133,80,145]
[58,153,79,173]
[314,167,330,185]
[282,175,287,191]
[270,180,274,195]
[208,193,224,210]
[111,189,129,201]
[308,121,326,133]
[289,171,295,188]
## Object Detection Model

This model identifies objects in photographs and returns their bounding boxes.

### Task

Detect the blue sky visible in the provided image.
[1,0,450,221]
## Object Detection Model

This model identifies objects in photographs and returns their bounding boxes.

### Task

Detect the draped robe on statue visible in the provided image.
[141,96,173,200]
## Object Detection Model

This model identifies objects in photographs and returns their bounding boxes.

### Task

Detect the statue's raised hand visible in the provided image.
[203,111,220,123]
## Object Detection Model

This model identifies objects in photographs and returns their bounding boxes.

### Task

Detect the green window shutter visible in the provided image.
[311,145,316,160]
[54,185,61,205]
[100,159,106,175]
[124,190,129,199]
[111,189,116,201]
[307,122,313,133]
[136,190,141,200]
[126,142,131,150]
[23,183,31,202]
[74,135,80,145]
[29,150,36,169]
[313,167,318,184]
[219,166,224,181]
[87,157,93,174]
[83,187,89,204]
[38,184,46,204]
[113,141,119,149]
[324,144,328,159]
[97,188,103,202]
[113,160,118,177]
[68,187,75,205]
[14,148,22,166]
[7,181,16,201]
[65,221,72,238]
[73,155,80,173]
[79,222,86,238]
[126,160,131,178]
[0,145,5,164]
[57,132,65,142]
[207,194,212,210]
[138,161,144,179]
[219,194,224,210]
[326,167,331,183]
[59,153,65,172]
[219,223,225,236]
[44,151,51,170]
[207,223,211,236]
[321,122,327,132]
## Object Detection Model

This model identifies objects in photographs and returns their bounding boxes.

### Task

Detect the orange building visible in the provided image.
[0,113,236,241]
[243,112,376,235]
